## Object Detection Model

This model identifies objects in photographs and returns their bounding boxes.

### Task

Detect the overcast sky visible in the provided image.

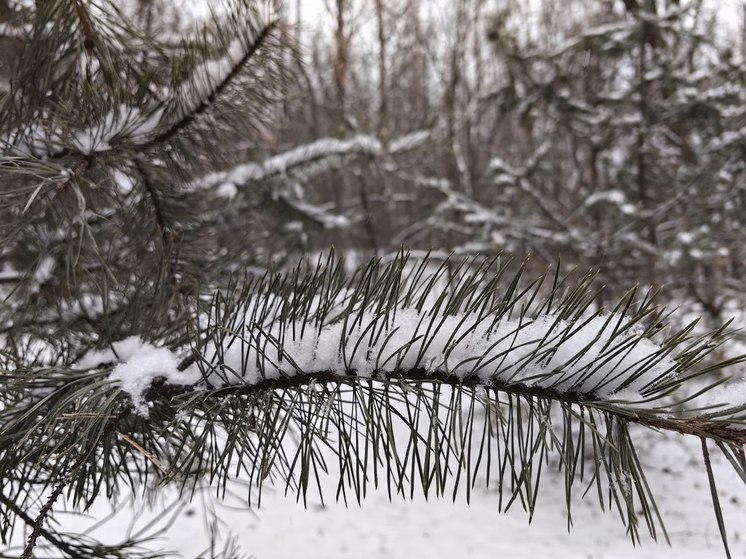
[289,0,743,44]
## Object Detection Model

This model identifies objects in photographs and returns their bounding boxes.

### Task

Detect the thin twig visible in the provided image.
[20,481,68,559]
[149,21,277,146]
[146,368,746,446]
[0,492,78,558]
[135,158,169,244]
[117,431,168,474]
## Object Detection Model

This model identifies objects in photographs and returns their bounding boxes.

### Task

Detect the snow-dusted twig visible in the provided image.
[192,128,433,195]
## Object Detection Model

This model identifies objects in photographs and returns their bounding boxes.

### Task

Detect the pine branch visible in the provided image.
[20,482,66,559]
[192,129,431,193]
[0,491,78,559]
[141,370,746,446]
[135,158,169,243]
[193,134,383,191]
[149,19,278,147]
[72,0,97,52]
[2,254,745,556]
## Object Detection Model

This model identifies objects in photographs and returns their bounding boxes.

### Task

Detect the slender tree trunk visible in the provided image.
[742,1,746,58]
[334,0,348,126]
[635,11,659,289]
[408,0,431,129]
[445,0,468,190]
[273,0,290,121]
[445,0,465,142]
[374,0,387,134]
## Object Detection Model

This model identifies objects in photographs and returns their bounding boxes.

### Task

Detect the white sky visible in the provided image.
[159,0,743,45]
[288,0,744,51]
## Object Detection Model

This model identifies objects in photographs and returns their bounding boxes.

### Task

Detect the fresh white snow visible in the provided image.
[77,337,198,413]
[30,407,746,559]
[3,106,164,158]
[195,135,383,192]
[94,305,682,415]
[189,307,677,399]
[70,105,164,154]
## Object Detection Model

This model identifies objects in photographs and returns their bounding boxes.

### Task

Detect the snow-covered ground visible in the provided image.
[9,421,742,559]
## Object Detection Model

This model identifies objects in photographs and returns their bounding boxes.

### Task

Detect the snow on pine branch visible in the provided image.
[193,135,384,192]
[186,305,677,400]
[1,104,165,158]
[69,106,164,155]
[192,129,432,194]
[2,14,275,159]
[154,17,277,144]
[75,336,196,413]
[86,257,739,418]
[0,22,31,39]
[92,306,680,416]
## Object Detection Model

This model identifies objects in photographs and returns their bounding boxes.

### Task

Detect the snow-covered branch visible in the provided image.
[195,135,383,192]
[78,255,744,446]
[151,18,278,145]
[192,129,432,194]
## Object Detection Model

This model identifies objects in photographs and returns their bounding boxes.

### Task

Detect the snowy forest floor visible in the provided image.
[14,422,745,559]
